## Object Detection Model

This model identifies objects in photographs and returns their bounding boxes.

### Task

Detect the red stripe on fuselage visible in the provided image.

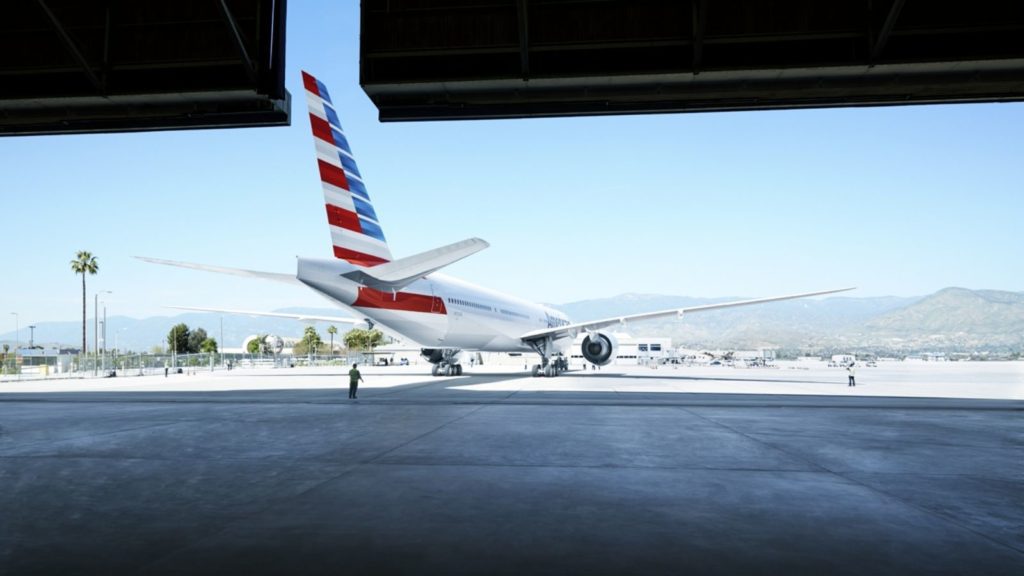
[317,159,349,190]
[353,287,447,314]
[309,114,333,145]
[302,72,320,96]
[326,204,362,233]
[332,246,390,267]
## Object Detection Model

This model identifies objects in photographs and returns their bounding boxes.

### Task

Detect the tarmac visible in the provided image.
[2,362,1022,575]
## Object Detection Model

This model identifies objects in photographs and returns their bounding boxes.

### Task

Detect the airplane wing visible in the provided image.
[134,256,301,285]
[165,306,358,324]
[519,287,856,342]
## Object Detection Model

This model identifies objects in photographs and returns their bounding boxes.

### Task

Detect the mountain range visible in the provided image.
[1,287,1020,354]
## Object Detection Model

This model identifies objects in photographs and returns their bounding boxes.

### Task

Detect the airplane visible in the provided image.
[139,71,855,378]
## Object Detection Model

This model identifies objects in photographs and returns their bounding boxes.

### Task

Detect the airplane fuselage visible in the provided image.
[297,258,573,354]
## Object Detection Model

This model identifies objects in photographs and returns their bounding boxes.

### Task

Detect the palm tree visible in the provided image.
[70,251,99,355]
[327,325,338,356]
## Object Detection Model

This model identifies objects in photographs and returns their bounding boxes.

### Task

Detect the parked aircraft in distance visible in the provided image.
[140,72,854,377]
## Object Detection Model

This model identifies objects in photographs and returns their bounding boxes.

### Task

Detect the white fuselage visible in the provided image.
[297,258,573,353]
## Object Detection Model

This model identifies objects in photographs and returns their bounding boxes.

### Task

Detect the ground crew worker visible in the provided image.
[847,363,857,387]
[348,363,364,399]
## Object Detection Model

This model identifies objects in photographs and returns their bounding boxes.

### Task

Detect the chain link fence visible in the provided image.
[1,352,376,381]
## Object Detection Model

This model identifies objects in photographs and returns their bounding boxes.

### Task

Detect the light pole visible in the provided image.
[28,325,35,348]
[101,300,108,372]
[94,290,111,375]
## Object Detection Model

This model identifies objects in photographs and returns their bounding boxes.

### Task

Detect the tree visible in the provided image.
[327,325,338,356]
[292,326,323,357]
[70,251,99,355]
[188,327,209,354]
[200,338,218,354]
[343,328,385,358]
[167,324,190,356]
[247,335,265,355]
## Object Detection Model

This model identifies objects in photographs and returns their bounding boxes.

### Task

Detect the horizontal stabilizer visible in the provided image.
[135,256,301,285]
[343,237,489,291]
[165,306,357,324]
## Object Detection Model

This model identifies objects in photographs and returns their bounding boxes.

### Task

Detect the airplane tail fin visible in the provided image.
[302,71,393,267]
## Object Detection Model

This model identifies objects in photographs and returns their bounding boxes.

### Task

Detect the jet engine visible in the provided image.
[421,348,444,364]
[581,332,618,366]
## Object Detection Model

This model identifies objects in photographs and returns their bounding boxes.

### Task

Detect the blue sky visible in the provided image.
[2,1,1023,328]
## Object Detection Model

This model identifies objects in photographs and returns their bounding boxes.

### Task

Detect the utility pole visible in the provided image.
[101,301,107,372]
[28,325,35,348]
[94,290,111,376]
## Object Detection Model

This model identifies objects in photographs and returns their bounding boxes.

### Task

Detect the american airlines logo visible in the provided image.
[545,313,569,328]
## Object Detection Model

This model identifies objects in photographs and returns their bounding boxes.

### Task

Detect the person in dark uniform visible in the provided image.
[348,363,364,399]
[847,363,857,387]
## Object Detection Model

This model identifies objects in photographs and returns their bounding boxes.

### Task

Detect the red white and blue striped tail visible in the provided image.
[302,71,393,267]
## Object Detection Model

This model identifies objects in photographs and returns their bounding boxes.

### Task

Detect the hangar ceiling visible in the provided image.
[360,0,1024,121]
[0,0,288,136]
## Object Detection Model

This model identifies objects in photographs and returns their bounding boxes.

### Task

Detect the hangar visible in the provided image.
[2,2,1022,575]
[0,0,288,135]
[359,0,1024,120]
[4,1,1024,133]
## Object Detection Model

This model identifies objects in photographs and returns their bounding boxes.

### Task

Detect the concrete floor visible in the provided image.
[2,366,1023,575]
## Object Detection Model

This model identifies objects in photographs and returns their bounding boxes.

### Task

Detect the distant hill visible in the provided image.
[2,289,1020,354]
[862,288,1024,350]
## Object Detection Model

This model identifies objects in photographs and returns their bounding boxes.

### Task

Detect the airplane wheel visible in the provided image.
[532,365,541,377]
[543,365,553,377]
[444,365,453,376]
[455,365,463,376]
[431,364,441,376]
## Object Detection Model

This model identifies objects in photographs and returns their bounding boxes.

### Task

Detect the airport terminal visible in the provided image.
[2,2,1023,575]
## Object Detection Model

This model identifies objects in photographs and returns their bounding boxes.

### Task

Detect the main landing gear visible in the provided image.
[528,336,568,377]
[531,356,568,377]
[428,348,463,377]
[432,363,463,377]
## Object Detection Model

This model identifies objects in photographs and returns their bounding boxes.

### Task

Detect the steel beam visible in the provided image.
[517,0,530,80]
[34,0,103,93]
[872,0,906,62]
[218,0,257,83]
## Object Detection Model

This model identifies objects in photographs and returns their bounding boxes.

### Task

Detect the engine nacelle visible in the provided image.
[581,332,618,366]
[420,348,444,364]
[421,348,461,365]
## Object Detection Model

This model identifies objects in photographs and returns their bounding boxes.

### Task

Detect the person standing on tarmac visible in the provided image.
[348,363,364,399]
[847,363,857,387]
